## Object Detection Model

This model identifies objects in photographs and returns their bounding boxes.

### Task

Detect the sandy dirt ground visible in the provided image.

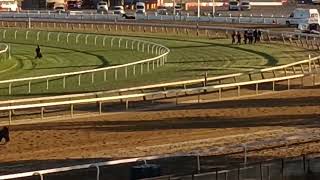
[0,78,320,175]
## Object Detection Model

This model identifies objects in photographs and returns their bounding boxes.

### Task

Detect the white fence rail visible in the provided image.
[0,29,170,95]
[0,43,10,61]
[0,12,288,25]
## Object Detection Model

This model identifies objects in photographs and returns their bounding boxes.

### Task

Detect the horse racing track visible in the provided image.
[0,24,319,180]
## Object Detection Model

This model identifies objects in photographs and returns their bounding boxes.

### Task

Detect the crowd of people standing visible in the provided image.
[231,29,262,45]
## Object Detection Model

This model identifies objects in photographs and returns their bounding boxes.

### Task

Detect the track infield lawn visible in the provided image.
[0,30,317,98]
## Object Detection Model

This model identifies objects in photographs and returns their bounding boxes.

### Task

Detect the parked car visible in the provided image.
[97,1,108,13]
[54,4,66,13]
[112,6,125,15]
[135,2,146,15]
[228,1,240,11]
[240,1,251,11]
[157,6,168,15]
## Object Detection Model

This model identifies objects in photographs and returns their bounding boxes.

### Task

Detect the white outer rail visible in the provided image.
[0,74,307,180]
[0,74,305,112]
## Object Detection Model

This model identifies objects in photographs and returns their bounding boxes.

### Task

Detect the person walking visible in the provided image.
[248,30,253,44]
[257,30,262,42]
[231,31,236,44]
[244,30,248,44]
[236,31,241,45]
[253,29,258,43]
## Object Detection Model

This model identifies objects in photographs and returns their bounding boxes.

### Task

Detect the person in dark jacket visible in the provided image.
[35,45,42,59]
[243,30,248,44]
[0,126,9,144]
[253,29,258,43]
[236,31,241,45]
[248,30,253,44]
[231,31,236,44]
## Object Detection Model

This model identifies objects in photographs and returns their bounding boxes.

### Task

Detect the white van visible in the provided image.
[97,1,108,13]
[135,2,145,14]
[286,8,320,27]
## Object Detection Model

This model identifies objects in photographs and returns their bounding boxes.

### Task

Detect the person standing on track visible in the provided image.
[253,29,258,44]
[236,31,241,45]
[244,30,248,44]
[231,31,236,44]
[35,45,42,59]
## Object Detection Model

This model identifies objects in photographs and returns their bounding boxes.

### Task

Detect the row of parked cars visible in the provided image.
[97,1,145,15]
[228,0,251,11]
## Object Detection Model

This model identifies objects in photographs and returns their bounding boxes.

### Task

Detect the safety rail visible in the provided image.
[0,29,170,95]
[0,54,318,107]
[0,73,312,180]
[0,73,311,125]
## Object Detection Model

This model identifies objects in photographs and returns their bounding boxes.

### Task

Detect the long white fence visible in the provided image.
[0,29,170,95]
[0,12,288,25]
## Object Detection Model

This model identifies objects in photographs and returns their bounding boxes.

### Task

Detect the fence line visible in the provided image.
[0,53,318,108]
[0,29,170,95]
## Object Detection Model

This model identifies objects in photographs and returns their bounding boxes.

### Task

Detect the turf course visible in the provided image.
[0,28,317,98]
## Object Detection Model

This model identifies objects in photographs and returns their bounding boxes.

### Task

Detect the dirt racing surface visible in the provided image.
[0,82,320,175]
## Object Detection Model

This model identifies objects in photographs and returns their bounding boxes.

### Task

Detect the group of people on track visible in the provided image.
[231,29,262,45]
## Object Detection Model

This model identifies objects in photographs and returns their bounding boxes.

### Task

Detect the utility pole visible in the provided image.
[212,0,215,16]
[197,0,200,18]
[173,0,176,16]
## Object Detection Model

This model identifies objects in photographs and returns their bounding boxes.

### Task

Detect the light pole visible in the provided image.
[197,0,200,18]
[173,0,176,16]
[212,0,215,16]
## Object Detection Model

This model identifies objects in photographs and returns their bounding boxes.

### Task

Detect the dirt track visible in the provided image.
[0,79,320,174]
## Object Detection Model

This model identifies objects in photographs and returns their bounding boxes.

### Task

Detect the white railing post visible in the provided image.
[90,164,100,180]
[28,81,31,93]
[91,72,95,83]
[94,35,98,46]
[85,34,89,45]
[67,33,70,43]
[2,29,6,39]
[57,32,61,42]
[118,38,122,48]
[36,31,40,41]
[32,172,43,180]
[103,36,107,47]
[14,30,17,40]
[25,31,29,40]
[111,37,114,47]
[63,76,66,88]
[309,54,312,72]
[8,83,11,95]
[78,74,81,86]
[76,34,81,44]
[131,40,135,50]
[47,32,51,41]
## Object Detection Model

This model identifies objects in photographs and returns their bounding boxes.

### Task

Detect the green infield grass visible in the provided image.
[0,29,316,98]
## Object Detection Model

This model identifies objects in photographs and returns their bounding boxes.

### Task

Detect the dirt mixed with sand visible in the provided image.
[0,84,319,173]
